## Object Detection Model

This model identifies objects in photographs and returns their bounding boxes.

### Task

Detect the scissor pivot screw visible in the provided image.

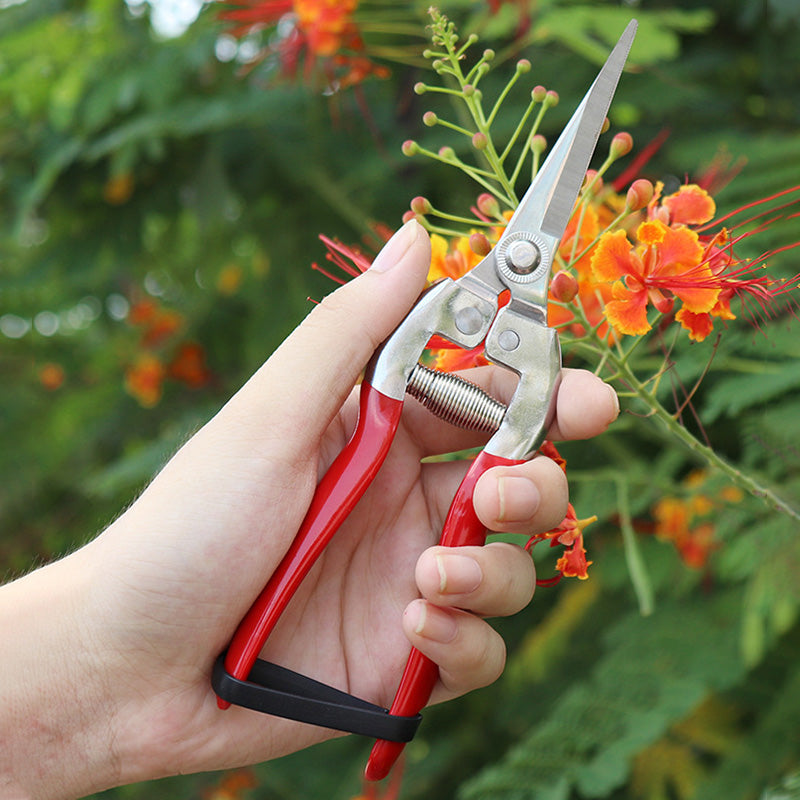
[497,232,550,284]
[508,240,540,274]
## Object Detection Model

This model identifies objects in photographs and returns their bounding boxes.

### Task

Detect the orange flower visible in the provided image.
[650,182,716,226]
[218,0,389,88]
[547,204,619,342]
[591,220,719,337]
[652,471,743,570]
[168,342,213,388]
[39,363,65,391]
[558,202,601,274]
[205,769,257,800]
[428,233,484,281]
[526,442,596,583]
[103,172,135,205]
[295,0,358,56]
[527,504,596,583]
[128,298,184,347]
[554,518,593,579]
[125,353,166,408]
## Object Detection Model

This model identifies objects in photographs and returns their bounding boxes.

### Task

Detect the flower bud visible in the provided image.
[472,131,488,150]
[609,132,633,159]
[483,48,495,61]
[625,178,655,211]
[463,84,475,97]
[469,232,492,256]
[516,58,531,74]
[438,146,456,161]
[410,196,432,215]
[401,139,419,157]
[582,169,603,196]
[601,117,610,135]
[550,271,579,303]
[530,134,547,154]
[531,85,547,103]
[402,210,417,224]
[414,81,427,95]
[477,192,500,218]
[544,90,559,108]
[477,193,501,218]
[422,111,438,127]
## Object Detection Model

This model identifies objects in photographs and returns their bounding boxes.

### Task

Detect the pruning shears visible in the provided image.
[213,20,636,781]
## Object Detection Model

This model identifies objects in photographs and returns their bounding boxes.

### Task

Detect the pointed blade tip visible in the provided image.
[538,20,637,237]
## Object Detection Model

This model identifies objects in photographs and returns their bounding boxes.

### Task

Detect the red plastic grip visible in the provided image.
[219,383,403,705]
[365,449,522,781]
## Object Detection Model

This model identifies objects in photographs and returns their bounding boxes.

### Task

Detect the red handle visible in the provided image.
[219,383,403,706]
[365,449,522,781]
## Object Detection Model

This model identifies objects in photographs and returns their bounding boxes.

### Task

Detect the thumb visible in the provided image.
[225,220,431,443]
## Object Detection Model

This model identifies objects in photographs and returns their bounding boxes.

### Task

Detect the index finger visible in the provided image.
[402,366,618,457]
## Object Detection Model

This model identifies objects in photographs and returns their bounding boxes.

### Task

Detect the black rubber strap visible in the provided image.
[213,654,422,743]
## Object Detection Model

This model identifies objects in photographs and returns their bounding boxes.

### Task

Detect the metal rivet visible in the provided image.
[498,329,520,351]
[507,240,540,274]
[455,306,484,336]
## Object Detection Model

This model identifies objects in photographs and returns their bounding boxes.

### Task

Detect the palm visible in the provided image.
[91,393,466,774]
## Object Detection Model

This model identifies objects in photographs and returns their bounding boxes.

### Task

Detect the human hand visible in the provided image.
[0,221,618,799]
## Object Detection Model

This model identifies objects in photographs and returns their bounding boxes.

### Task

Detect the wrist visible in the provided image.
[0,549,120,799]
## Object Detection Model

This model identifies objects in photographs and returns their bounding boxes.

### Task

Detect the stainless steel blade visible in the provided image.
[539,19,637,238]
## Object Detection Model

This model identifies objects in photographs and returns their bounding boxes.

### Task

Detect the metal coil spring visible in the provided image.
[406,363,506,433]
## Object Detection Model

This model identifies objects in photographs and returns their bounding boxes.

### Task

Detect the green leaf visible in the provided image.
[461,592,746,800]
[536,7,715,66]
[702,360,800,423]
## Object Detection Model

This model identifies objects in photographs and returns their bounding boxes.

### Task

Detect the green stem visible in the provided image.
[429,207,493,227]
[608,349,800,522]
[616,478,655,616]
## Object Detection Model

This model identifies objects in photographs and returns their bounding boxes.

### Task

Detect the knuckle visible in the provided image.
[459,624,506,687]
[475,632,506,687]
[484,543,536,612]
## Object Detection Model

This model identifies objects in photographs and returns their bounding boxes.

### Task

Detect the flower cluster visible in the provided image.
[588,182,800,342]
[314,9,800,587]
[217,0,391,89]
[652,471,743,569]
[526,442,595,583]
[124,297,212,407]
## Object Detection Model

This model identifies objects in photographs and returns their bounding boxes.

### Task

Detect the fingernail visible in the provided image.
[435,554,482,595]
[369,220,422,273]
[497,475,540,523]
[405,600,458,642]
[606,382,620,421]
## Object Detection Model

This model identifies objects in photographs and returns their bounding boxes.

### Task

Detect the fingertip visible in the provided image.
[369,219,430,276]
[550,369,619,441]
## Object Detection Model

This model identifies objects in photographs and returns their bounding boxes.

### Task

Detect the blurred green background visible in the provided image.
[2,1,800,798]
